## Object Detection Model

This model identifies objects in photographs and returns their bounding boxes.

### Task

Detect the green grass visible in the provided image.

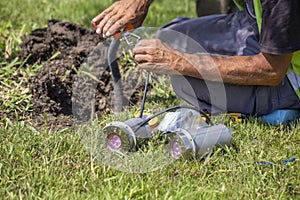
[0,0,299,199]
[0,57,42,119]
[1,118,299,199]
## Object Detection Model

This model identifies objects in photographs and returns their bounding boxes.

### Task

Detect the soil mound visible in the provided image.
[19,20,114,128]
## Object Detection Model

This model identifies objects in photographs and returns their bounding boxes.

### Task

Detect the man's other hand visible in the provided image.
[133,39,192,75]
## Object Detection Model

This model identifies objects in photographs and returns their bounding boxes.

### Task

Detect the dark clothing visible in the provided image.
[159,11,259,56]
[157,0,300,115]
[171,75,300,116]
[258,0,300,54]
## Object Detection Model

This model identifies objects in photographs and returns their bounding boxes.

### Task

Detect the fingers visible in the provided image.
[102,17,124,38]
[133,40,181,75]
[92,13,130,38]
[93,11,118,37]
[91,1,133,38]
[134,48,168,65]
[134,39,169,52]
[91,6,113,28]
[133,39,166,57]
[134,54,153,64]
[91,11,107,25]
[133,40,161,61]
[92,0,151,38]
[133,47,156,62]
[133,46,147,55]
[134,40,152,48]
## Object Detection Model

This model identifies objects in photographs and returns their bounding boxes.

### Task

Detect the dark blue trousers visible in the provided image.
[157,11,300,116]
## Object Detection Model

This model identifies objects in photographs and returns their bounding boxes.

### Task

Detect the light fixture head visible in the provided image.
[101,117,153,153]
[165,128,195,159]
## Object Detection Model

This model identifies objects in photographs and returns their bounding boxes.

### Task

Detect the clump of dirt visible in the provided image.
[19,20,115,128]
[18,19,145,129]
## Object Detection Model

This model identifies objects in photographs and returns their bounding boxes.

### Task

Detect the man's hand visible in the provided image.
[133,39,192,75]
[92,0,152,38]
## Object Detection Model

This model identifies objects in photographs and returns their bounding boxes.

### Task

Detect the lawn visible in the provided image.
[0,0,299,199]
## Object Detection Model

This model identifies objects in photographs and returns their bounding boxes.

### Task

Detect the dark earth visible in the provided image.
[18,20,144,129]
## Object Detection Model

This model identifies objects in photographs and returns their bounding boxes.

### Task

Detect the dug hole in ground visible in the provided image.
[16,20,145,129]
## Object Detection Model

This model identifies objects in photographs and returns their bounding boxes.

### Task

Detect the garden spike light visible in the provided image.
[102,117,153,154]
[155,107,232,159]
[166,124,232,159]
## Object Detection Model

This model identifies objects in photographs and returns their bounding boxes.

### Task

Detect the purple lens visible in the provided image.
[170,140,182,159]
[106,133,122,150]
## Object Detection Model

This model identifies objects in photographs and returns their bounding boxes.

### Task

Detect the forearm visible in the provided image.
[133,39,292,85]
[182,52,291,86]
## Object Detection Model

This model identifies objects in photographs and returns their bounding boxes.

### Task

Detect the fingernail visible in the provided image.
[105,31,110,38]
[96,28,101,34]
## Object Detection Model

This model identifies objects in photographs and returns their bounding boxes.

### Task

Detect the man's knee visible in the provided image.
[170,75,195,100]
[170,75,215,112]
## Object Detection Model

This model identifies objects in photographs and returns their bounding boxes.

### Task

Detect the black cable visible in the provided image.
[138,105,213,128]
[139,72,150,118]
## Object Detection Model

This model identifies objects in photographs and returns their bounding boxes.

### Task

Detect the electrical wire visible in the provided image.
[138,105,213,128]
[139,72,150,118]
